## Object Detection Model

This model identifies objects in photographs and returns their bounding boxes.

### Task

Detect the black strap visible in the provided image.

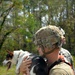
[48,59,62,73]
[48,59,74,74]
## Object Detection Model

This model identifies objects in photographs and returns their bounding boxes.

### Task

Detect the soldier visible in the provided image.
[20,25,74,75]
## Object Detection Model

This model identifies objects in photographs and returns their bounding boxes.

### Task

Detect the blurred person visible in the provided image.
[59,27,74,69]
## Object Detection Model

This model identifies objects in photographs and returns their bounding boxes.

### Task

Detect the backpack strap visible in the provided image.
[48,55,74,75]
[48,59,62,73]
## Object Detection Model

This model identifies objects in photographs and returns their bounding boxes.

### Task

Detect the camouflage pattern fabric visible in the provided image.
[59,48,74,69]
[34,25,63,48]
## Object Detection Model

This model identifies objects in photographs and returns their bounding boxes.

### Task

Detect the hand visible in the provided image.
[20,56,32,75]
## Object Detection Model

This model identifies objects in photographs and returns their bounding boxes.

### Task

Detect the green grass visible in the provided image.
[73,55,75,67]
[0,65,23,75]
[0,65,16,75]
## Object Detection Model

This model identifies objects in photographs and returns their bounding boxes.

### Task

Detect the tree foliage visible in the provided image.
[0,0,75,64]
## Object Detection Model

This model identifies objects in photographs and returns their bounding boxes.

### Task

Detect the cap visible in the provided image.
[34,25,63,48]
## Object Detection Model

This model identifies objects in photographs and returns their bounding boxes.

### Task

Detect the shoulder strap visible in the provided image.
[48,57,75,75]
[48,59,62,73]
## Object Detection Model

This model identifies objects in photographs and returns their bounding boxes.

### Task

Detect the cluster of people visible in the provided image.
[20,25,74,75]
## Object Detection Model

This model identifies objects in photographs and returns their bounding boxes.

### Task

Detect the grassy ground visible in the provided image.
[0,65,24,75]
[0,65,16,75]
[73,55,75,68]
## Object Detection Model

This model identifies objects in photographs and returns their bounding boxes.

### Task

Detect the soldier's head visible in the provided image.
[34,25,64,56]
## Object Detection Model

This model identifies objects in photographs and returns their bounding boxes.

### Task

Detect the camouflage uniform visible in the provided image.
[59,27,74,69]
[59,48,74,69]
[34,25,74,75]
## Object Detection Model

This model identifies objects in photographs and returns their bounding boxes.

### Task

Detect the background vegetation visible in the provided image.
[0,0,75,67]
